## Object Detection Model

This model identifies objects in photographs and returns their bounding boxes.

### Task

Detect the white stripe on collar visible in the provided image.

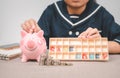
[54,2,101,26]
[70,16,79,18]
[114,39,120,43]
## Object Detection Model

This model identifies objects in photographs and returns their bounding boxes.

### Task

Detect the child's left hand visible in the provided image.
[78,27,101,39]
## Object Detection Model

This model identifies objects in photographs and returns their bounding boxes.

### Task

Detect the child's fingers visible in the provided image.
[87,28,99,37]
[21,19,41,33]
[28,19,41,33]
[21,24,29,33]
[78,27,93,39]
[87,33,101,39]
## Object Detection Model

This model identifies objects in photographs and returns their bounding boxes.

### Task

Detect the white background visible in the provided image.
[0,0,120,45]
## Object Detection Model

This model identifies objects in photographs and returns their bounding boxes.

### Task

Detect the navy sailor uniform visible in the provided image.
[38,0,120,48]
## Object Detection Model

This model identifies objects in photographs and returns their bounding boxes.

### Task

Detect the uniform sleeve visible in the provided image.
[102,8,120,44]
[37,5,53,48]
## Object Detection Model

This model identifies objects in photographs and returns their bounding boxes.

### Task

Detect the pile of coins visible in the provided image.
[39,53,72,66]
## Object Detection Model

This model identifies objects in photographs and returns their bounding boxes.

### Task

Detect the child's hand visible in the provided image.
[21,19,41,33]
[78,27,101,39]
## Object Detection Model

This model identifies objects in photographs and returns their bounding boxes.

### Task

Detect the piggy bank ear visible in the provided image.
[21,30,27,38]
[37,30,44,37]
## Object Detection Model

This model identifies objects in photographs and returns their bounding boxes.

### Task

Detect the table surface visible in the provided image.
[0,54,120,78]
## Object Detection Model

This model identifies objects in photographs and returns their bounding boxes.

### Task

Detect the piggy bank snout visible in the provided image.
[27,40,36,49]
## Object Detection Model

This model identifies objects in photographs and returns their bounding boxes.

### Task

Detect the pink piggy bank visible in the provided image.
[20,30,47,62]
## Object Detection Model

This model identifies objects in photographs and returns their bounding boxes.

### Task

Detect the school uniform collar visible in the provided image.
[54,0,101,26]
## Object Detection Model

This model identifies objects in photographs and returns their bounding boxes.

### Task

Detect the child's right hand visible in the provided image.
[21,19,41,33]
